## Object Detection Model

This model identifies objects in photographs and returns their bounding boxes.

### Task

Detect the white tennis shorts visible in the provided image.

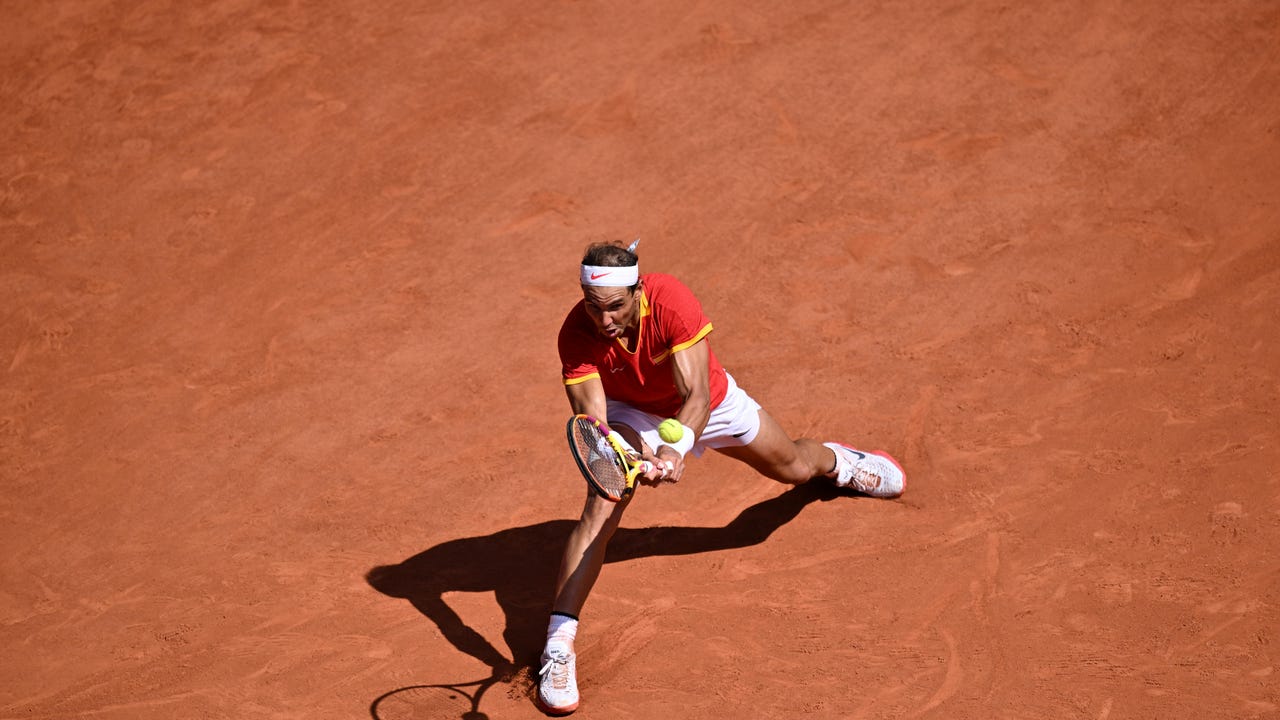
[606,372,762,457]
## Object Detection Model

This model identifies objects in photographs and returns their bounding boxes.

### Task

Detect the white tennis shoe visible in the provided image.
[824,443,905,498]
[537,641,579,715]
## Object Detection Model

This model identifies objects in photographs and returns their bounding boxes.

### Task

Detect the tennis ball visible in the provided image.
[658,418,684,443]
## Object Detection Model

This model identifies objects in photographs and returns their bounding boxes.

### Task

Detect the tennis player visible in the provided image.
[537,239,905,714]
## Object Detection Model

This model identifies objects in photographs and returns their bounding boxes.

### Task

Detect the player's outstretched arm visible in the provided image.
[670,339,712,435]
[564,376,607,421]
[655,338,712,481]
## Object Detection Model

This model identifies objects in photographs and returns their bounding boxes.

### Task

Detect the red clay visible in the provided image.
[2,1,1278,718]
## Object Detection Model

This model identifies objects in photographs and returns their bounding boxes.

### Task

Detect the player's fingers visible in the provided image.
[637,462,664,485]
[666,457,685,482]
[652,460,675,483]
[640,460,675,485]
[652,447,684,481]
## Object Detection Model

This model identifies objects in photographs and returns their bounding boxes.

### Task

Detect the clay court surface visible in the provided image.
[3,1,1279,718]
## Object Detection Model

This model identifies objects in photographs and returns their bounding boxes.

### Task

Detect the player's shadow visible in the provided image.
[365,481,842,681]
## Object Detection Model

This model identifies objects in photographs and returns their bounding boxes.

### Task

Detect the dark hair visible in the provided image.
[582,241,638,268]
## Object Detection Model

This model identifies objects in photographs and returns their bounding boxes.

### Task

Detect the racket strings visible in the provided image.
[571,419,628,497]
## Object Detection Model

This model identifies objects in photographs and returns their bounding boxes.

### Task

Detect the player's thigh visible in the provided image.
[715,409,805,480]
[610,421,646,455]
[577,485,631,537]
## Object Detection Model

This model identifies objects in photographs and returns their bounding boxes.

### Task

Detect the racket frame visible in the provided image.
[566,414,650,502]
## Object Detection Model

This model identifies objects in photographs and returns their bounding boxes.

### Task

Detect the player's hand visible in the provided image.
[648,445,685,484]
[636,452,676,485]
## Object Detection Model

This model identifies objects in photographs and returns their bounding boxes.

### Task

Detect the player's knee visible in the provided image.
[763,457,811,485]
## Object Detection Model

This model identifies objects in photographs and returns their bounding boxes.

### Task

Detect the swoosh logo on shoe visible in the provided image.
[590,271,611,280]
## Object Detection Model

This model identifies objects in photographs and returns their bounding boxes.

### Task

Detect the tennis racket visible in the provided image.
[566,414,668,502]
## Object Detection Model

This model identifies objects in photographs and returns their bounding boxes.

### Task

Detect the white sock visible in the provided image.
[822,442,843,479]
[547,612,578,647]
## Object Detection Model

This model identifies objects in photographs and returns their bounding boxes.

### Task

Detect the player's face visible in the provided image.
[581,284,640,339]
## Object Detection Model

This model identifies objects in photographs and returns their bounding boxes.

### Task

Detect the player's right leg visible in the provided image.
[552,490,628,615]
[541,476,632,714]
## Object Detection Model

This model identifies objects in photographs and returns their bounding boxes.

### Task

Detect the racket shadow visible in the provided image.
[370,678,497,720]
[365,481,841,714]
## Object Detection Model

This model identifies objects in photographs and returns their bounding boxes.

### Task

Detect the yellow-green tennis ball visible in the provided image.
[658,419,684,443]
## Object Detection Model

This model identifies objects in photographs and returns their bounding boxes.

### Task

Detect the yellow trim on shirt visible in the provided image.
[670,323,713,354]
[563,372,600,386]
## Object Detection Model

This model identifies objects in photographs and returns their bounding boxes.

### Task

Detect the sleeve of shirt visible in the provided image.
[655,276,714,351]
[558,306,600,385]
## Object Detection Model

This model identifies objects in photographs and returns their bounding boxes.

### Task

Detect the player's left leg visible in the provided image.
[717,410,905,497]
[714,408,835,484]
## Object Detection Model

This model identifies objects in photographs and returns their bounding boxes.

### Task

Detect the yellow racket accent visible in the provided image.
[566,414,662,502]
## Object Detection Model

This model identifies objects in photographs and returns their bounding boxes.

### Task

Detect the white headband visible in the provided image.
[580,237,641,287]
[581,264,639,287]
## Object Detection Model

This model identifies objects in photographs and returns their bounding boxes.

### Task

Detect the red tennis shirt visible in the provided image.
[559,273,728,417]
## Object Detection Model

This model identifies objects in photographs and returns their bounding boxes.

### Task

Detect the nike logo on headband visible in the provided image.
[590,271,611,280]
